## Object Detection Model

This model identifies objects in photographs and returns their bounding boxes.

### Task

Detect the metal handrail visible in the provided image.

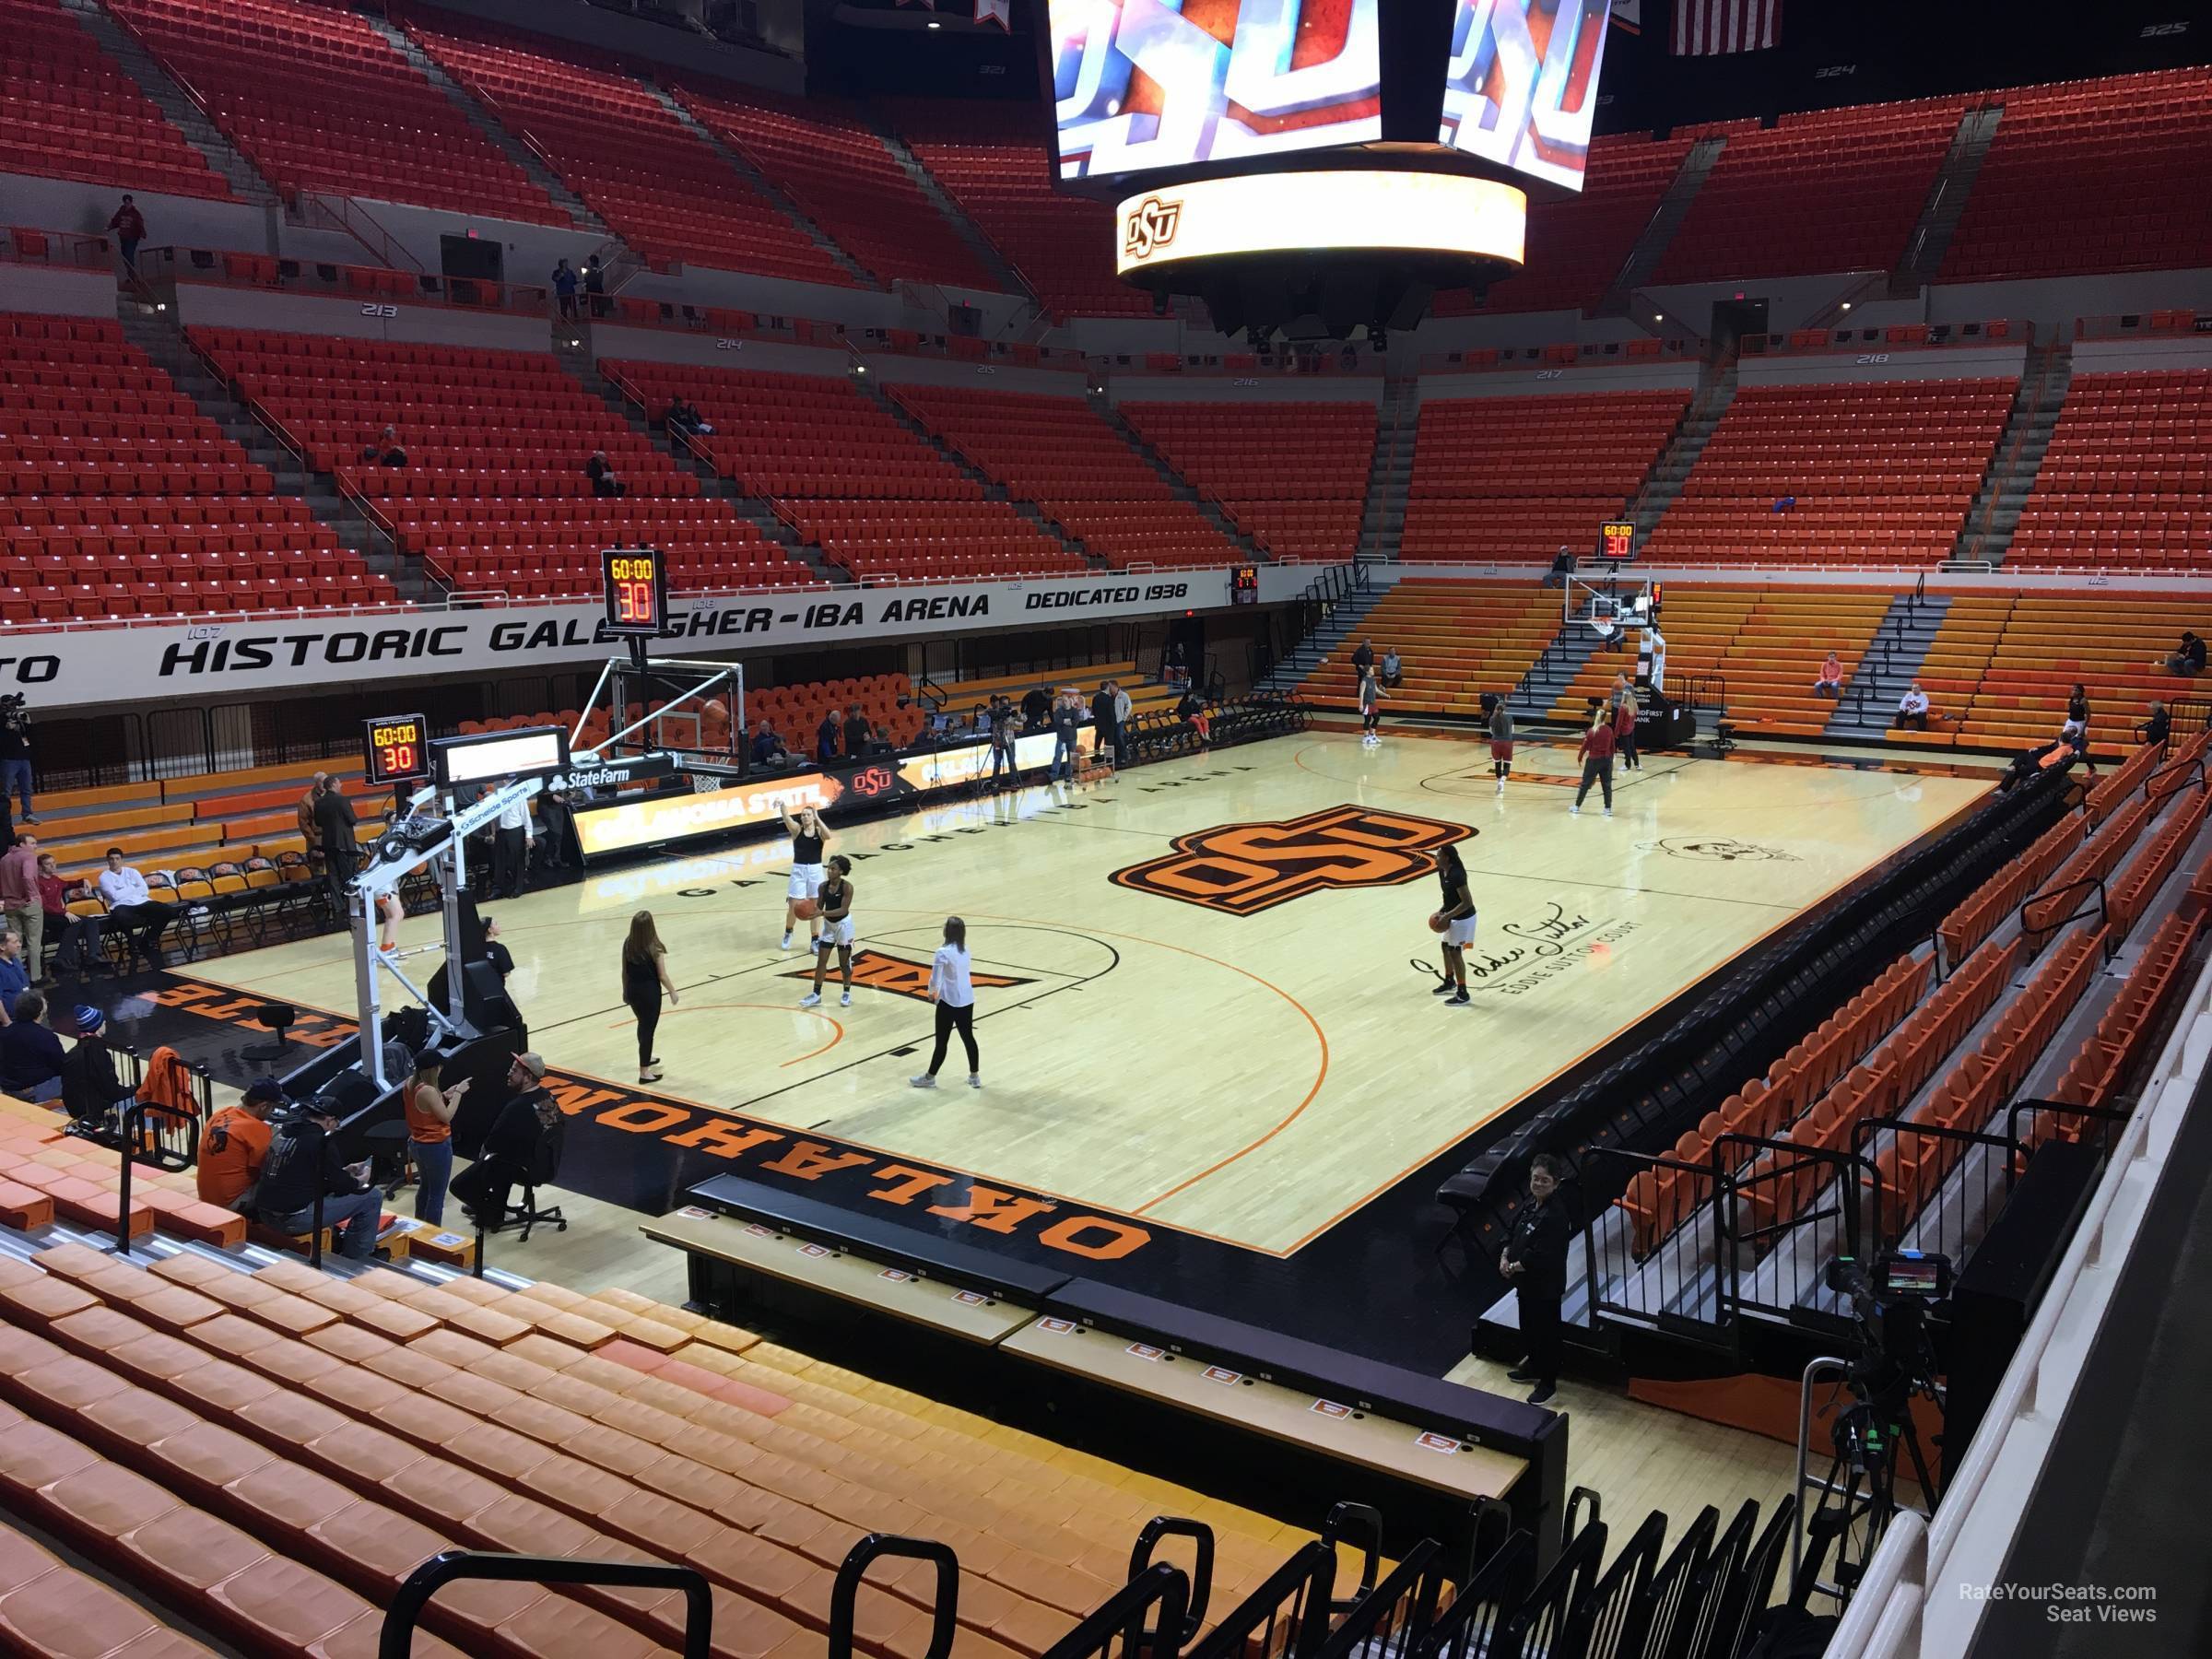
[112,1100,197,1257]
[830,1535,959,1659]
[379,1550,712,1659]
[1128,1518,1214,1643]
[1040,1562,1189,1659]
[2018,872,2109,949]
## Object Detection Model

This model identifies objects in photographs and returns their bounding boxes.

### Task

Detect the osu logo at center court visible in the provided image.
[1124,196,1182,261]
[1112,805,1466,916]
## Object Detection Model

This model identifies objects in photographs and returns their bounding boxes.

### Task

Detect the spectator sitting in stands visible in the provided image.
[258,1096,382,1258]
[196,1077,282,1207]
[1382,647,1402,689]
[665,397,712,439]
[1895,681,1931,731]
[59,1006,135,1128]
[452,1052,555,1228]
[0,928,29,1018]
[750,718,789,770]
[842,703,872,759]
[551,258,579,321]
[97,848,176,971]
[37,853,108,979]
[585,451,627,497]
[108,194,146,270]
[2140,701,2172,747]
[1814,652,1845,699]
[0,988,65,1102]
[816,707,841,763]
[1352,639,1375,676]
[359,425,406,466]
[2164,631,2206,676]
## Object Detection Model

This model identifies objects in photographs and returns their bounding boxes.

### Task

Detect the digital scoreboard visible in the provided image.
[602,546,669,638]
[1599,521,1637,561]
[1231,564,1259,606]
[363,714,429,788]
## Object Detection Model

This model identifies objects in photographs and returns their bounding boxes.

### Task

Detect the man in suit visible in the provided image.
[312,777,359,927]
[1499,1153,1572,1405]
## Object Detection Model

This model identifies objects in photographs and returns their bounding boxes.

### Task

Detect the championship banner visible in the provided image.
[12,567,1288,712]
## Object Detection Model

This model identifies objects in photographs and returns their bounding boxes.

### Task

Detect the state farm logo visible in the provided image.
[1124,196,1183,262]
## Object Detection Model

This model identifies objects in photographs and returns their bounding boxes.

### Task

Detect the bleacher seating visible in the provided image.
[1303,582,1564,719]
[0,313,397,622]
[1653,100,1970,283]
[1119,399,1376,562]
[404,12,855,287]
[2005,369,2212,571]
[1640,379,2013,566]
[1939,68,2212,282]
[885,100,1147,318]
[890,386,1233,570]
[604,361,1083,581]
[1,0,232,200]
[103,0,561,223]
[1937,596,2211,757]
[673,84,994,292]
[190,330,811,599]
[1434,133,1699,315]
[1399,390,1688,564]
[477,672,929,760]
[1547,586,1893,734]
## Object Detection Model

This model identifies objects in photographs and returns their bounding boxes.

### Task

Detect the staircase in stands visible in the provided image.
[1095,399,1264,559]
[1595,135,1727,316]
[864,118,1037,306]
[1890,105,2004,296]
[1821,592,1955,744]
[1956,337,2073,566]
[855,380,1105,569]
[1509,609,1613,722]
[1357,376,1419,563]
[114,294,434,602]
[561,338,843,585]
[1623,354,1739,551]
[1251,579,1392,697]
[644,84,877,288]
[62,0,276,206]
[359,6,608,236]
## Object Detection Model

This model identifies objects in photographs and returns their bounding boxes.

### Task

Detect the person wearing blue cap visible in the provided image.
[60,1005,135,1126]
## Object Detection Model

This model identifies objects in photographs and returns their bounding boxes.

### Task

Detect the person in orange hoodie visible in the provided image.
[198,1078,281,1209]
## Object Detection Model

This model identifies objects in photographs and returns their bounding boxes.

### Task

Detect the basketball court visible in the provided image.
[162,730,1994,1260]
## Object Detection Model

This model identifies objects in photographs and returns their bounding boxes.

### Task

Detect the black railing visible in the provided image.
[1410,1532,1536,1659]
[1319,1500,1383,1608]
[112,1100,197,1257]
[1493,1503,1613,1659]
[1126,1518,1213,1646]
[2018,873,2109,954]
[2145,748,2206,806]
[1630,1504,1717,1659]
[1313,1539,1445,1659]
[2005,1099,2132,1168]
[379,1550,712,1659]
[1715,1135,1877,1329]
[1583,1146,1724,1331]
[830,1535,959,1659]
[1185,1540,1336,1659]
[1040,1562,1189,1659]
[1853,1114,2012,1267]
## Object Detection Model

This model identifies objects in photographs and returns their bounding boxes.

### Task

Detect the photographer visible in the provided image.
[0,693,34,824]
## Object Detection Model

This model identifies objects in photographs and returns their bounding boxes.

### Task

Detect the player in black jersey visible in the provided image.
[780,805,829,949]
[1432,837,1477,1007]
[800,856,856,1008]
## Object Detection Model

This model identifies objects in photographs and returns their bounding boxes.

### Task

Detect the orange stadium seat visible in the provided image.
[1121,398,1375,562]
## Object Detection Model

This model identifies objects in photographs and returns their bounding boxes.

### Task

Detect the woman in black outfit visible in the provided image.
[621,910,677,1084]
[1499,1154,1572,1405]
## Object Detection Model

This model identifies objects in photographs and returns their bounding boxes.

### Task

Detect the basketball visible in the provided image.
[1428,912,1449,935]
[792,898,819,921]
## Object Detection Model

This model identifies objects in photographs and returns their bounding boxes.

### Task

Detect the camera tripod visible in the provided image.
[1791,1355,1942,1612]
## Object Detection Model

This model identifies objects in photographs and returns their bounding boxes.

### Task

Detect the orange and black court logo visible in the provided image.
[777,948,1030,1002]
[1112,805,1467,916]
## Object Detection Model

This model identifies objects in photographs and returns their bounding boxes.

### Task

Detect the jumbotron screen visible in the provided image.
[1049,0,1611,192]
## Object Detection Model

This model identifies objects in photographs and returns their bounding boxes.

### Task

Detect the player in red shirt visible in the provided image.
[1569,703,1618,818]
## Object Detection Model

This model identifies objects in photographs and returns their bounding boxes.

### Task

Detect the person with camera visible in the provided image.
[0,695,34,825]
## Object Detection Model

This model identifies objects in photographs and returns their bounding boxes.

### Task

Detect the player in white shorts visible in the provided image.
[780,805,829,949]
[1432,838,1478,1007]
[800,856,856,1007]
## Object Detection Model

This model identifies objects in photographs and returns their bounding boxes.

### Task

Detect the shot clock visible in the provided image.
[602,546,669,637]
[1598,521,1636,561]
[363,714,429,787]
[1230,564,1259,606]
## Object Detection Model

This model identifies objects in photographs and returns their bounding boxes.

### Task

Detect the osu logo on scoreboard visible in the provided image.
[1124,196,1183,261]
[1111,806,1467,916]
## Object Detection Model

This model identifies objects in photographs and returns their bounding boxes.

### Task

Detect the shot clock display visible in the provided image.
[1599,521,1637,561]
[602,546,669,637]
[1230,564,1259,606]
[363,714,429,787]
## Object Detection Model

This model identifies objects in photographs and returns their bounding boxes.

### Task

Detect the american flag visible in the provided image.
[1673,0,1782,55]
